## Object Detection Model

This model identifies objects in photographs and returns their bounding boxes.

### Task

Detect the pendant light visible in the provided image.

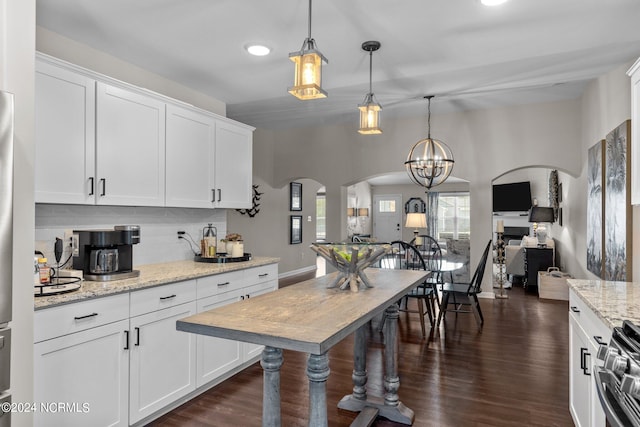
[405,96,455,189]
[358,41,382,134]
[288,0,328,100]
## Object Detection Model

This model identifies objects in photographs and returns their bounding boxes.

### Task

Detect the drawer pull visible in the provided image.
[124,330,130,350]
[570,306,580,313]
[100,178,106,196]
[74,312,98,320]
[594,336,607,346]
[135,327,140,346]
[217,282,230,287]
[88,177,94,196]
[160,294,176,301]
[258,273,269,278]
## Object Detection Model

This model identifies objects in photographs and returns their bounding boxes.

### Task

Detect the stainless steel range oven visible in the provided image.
[596,320,640,427]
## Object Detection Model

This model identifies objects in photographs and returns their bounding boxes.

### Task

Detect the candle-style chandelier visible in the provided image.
[404,96,455,189]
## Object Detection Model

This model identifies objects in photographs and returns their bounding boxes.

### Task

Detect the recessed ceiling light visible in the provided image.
[481,0,508,5]
[245,44,271,56]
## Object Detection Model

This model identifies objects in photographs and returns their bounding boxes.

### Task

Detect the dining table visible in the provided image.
[176,268,429,427]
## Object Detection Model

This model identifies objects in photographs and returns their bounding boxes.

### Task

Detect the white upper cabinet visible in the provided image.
[35,60,96,204]
[165,104,216,208]
[34,54,254,209]
[96,82,166,206]
[214,120,253,209]
[628,57,640,205]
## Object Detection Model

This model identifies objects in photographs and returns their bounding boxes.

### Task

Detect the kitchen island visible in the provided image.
[177,269,428,427]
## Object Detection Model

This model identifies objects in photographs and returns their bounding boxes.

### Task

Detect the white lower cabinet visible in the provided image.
[129,302,197,424]
[34,319,129,427]
[35,265,278,426]
[569,289,609,427]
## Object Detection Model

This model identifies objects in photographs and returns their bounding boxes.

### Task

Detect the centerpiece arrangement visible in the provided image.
[310,242,391,292]
[222,233,244,258]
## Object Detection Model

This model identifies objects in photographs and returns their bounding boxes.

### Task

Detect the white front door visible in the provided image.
[373,194,402,243]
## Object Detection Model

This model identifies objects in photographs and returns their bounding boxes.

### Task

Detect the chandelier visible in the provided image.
[405,96,455,189]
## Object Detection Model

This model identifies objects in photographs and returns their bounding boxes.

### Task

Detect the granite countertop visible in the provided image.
[567,279,640,329]
[34,256,280,310]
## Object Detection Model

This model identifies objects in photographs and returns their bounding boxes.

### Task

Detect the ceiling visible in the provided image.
[36,0,640,133]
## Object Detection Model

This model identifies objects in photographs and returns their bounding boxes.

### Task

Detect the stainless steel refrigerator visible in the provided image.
[0,90,14,425]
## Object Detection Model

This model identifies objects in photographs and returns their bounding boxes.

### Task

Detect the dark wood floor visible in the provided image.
[151,286,572,427]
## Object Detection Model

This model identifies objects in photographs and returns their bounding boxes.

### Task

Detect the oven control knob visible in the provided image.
[621,374,640,399]
[597,345,618,362]
[604,352,629,376]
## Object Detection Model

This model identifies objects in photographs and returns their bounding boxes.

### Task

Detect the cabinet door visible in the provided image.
[129,302,196,424]
[214,120,253,209]
[96,82,166,206]
[35,60,96,204]
[196,292,243,387]
[569,313,591,427]
[165,104,215,208]
[34,320,129,427]
[241,283,277,361]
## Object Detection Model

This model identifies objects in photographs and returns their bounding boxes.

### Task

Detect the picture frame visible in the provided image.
[404,197,426,214]
[290,182,302,211]
[290,215,303,244]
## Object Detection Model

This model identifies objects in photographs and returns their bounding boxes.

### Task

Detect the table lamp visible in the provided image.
[528,206,555,247]
[405,212,427,245]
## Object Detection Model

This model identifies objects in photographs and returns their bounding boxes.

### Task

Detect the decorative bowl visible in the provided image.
[310,243,391,292]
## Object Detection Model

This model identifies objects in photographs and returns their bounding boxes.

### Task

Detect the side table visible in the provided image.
[524,247,554,293]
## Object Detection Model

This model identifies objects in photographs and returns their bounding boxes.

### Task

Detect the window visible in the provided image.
[378,199,396,213]
[316,191,326,241]
[437,193,470,241]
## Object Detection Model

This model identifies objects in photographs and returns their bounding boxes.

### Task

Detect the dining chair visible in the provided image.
[435,239,492,330]
[378,240,439,338]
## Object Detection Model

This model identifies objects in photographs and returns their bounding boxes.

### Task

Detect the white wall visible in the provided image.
[255,99,582,293]
[3,1,36,425]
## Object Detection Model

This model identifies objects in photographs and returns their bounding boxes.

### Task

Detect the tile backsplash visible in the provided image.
[35,204,226,267]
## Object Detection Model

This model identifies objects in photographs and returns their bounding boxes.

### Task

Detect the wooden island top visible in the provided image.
[177,268,427,355]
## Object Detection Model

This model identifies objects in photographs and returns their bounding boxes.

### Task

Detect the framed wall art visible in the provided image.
[290,215,302,244]
[404,197,426,214]
[587,140,604,278]
[290,182,302,211]
[604,120,632,281]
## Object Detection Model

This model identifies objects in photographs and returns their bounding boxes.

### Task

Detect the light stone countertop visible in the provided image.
[567,279,640,329]
[34,256,280,310]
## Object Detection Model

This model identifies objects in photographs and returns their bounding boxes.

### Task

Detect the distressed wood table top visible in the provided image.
[177,269,428,354]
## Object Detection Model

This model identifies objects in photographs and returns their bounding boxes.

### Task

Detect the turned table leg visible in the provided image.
[352,325,368,401]
[307,352,330,427]
[261,346,283,427]
[383,303,400,407]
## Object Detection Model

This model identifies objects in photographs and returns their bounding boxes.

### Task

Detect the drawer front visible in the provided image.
[245,264,278,286]
[196,270,245,299]
[130,280,196,317]
[569,290,611,346]
[35,293,129,343]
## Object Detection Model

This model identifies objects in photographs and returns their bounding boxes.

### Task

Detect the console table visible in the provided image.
[524,247,554,292]
[176,269,428,426]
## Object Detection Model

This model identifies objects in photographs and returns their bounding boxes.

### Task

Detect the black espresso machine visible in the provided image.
[73,225,140,281]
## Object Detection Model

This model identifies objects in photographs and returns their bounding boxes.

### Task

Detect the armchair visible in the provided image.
[505,240,525,281]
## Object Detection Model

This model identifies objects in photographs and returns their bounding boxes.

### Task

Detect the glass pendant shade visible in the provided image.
[358,93,382,134]
[288,0,327,100]
[288,41,327,100]
[405,96,454,189]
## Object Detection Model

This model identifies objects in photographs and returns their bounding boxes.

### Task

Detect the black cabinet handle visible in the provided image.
[580,347,591,376]
[88,177,94,196]
[135,327,140,346]
[240,295,245,300]
[570,306,580,313]
[246,294,250,299]
[217,282,230,287]
[259,273,268,278]
[74,312,98,320]
[218,189,221,202]
[594,336,607,346]
[100,178,106,196]
[159,294,176,301]
[124,330,130,350]
[211,189,215,202]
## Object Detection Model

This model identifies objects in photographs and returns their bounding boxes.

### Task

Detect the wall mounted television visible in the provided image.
[492,181,532,212]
